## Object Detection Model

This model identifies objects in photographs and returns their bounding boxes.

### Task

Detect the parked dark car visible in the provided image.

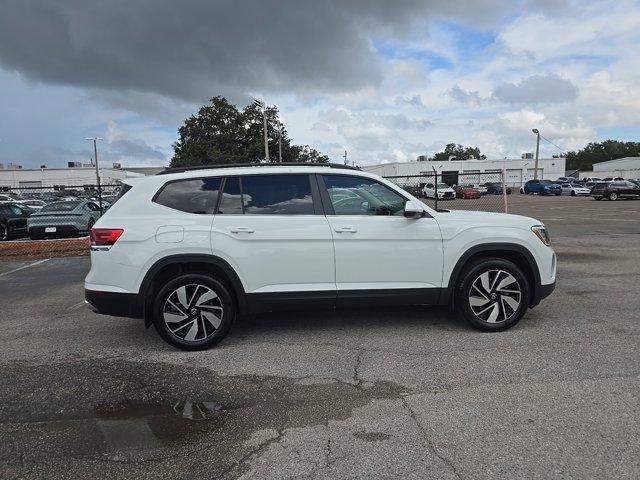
[591,181,640,201]
[484,182,512,195]
[523,179,562,196]
[0,202,33,241]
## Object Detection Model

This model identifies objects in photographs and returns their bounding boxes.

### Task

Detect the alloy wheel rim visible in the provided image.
[163,284,223,342]
[469,270,521,323]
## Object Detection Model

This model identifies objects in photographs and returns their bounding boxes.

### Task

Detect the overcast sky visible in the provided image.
[0,0,638,167]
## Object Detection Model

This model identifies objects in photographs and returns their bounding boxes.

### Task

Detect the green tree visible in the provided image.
[171,96,328,167]
[564,140,640,171]
[429,143,486,162]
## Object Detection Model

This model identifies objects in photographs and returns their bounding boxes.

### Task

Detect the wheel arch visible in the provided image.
[138,254,247,327]
[443,243,541,309]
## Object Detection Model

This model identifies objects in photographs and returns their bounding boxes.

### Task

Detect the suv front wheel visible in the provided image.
[455,258,530,331]
[153,273,235,350]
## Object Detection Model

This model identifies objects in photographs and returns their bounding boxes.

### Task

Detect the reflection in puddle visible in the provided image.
[94,399,225,451]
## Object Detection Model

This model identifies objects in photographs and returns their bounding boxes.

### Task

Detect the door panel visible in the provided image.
[211,215,335,293]
[211,174,335,294]
[320,174,444,293]
[327,215,443,290]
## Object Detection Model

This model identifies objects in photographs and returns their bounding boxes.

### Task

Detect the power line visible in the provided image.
[539,133,566,154]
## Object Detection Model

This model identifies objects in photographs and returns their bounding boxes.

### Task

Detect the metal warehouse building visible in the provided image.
[363,157,566,187]
[0,166,145,188]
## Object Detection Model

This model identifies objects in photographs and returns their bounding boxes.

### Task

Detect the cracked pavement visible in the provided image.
[1,196,639,479]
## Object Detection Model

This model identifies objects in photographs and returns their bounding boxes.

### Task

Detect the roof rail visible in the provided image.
[157,162,360,175]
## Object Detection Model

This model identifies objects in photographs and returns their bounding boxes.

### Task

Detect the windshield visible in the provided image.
[40,201,81,212]
[437,183,449,189]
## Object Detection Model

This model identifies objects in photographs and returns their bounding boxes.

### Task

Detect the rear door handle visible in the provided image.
[229,226,254,234]
[334,226,357,233]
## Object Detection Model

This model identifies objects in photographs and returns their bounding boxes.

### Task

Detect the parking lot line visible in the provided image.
[0,258,50,277]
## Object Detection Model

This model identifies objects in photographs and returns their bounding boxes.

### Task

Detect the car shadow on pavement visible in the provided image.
[229,304,470,340]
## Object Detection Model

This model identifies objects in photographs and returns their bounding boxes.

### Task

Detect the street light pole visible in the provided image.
[532,128,540,180]
[85,137,104,213]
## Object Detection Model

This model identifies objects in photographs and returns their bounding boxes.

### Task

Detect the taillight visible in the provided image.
[90,228,123,249]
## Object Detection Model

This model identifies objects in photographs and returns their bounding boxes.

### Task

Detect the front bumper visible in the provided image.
[531,281,556,307]
[85,289,143,318]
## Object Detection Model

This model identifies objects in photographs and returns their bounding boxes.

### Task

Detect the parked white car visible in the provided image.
[85,164,556,350]
[17,199,47,210]
[560,182,591,196]
[422,182,456,200]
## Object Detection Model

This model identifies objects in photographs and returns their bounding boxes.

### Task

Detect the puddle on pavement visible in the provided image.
[93,399,226,450]
[0,358,405,477]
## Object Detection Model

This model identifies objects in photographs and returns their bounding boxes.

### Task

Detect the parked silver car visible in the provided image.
[28,200,102,239]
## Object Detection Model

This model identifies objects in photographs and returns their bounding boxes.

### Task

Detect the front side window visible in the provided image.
[242,174,314,215]
[323,175,406,216]
[155,178,221,214]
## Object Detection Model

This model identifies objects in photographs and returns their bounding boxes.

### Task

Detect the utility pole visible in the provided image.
[343,150,348,165]
[253,99,270,162]
[85,137,104,214]
[278,123,283,162]
[532,128,540,179]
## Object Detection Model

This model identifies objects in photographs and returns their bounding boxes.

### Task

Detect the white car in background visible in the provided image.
[17,199,47,210]
[422,182,455,200]
[560,182,591,196]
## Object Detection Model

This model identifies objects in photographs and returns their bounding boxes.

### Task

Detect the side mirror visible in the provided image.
[404,200,424,218]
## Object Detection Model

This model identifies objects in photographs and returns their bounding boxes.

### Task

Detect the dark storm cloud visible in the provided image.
[0,0,518,106]
[493,73,579,104]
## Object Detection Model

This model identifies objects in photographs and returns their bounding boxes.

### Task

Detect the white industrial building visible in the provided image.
[363,157,566,187]
[579,157,640,180]
[0,166,146,188]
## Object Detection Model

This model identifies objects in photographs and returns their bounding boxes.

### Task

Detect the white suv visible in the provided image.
[85,164,556,350]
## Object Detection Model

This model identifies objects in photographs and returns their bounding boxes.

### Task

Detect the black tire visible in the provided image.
[0,222,8,241]
[608,192,618,201]
[153,273,235,350]
[455,258,530,332]
[570,191,576,196]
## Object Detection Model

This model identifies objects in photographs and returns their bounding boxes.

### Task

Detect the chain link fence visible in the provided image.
[384,171,510,212]
[0,184,121,258]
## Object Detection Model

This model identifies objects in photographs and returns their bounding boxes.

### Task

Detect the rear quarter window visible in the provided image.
[154,177,221,214]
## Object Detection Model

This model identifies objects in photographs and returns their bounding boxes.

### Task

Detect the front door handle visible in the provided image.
[334,226,357,233]
[229,226,255,234]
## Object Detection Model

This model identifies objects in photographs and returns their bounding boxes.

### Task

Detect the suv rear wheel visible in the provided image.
[153,273,235,350]
[608,192,618,201]
[455,258,530,331]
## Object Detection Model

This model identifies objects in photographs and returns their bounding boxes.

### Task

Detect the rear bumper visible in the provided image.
[85,289,143,318]
[29,225,80,236]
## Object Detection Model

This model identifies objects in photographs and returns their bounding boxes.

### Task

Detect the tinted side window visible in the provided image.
[155,178,221,214]
[242,174,314,215]
[323,175,406,216]
[217,176,243,214]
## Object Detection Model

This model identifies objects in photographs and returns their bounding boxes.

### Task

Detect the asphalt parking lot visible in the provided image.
[1,195,639,479]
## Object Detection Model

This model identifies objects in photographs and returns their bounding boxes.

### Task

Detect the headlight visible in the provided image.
[531,225,550,246]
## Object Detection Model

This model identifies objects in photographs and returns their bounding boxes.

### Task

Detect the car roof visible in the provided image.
[123,164,378,189]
